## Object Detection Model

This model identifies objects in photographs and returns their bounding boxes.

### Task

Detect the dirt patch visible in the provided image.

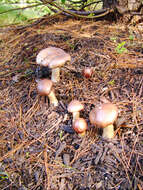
[0,15,143,190]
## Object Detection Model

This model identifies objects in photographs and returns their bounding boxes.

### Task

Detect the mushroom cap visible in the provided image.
[83,67,93,78]
[36,47,71,68]
[37,79,53,96]
[73,118,87,134]
[68,100,84,113]
[89,103,118,128]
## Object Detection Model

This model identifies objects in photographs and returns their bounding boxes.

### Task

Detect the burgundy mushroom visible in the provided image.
[83,67,93,78]
[73,118,87,137]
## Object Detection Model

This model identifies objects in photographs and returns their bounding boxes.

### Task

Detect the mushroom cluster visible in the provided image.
[36,46,71,107]
[35,46,118,139]
[68,100,87,136]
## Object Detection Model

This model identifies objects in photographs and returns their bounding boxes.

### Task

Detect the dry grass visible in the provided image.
[0,15,143,190]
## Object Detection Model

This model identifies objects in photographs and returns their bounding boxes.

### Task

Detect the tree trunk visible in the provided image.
[116,0,142,13]
[103,0,142,14]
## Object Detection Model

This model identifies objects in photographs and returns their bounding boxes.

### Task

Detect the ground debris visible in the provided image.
[0,15,143,190]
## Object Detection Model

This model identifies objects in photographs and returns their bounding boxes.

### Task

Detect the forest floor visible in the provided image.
[0,14,143,190]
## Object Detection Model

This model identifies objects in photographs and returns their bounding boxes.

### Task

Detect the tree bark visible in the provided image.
[116,0,142,13]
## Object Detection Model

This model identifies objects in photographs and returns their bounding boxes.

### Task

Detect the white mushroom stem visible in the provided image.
[102,124,114,139]
[48,90,58,106]
[72,112,80,123]
[51,68,60,83]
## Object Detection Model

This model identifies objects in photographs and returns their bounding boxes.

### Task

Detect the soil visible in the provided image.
[0,15,143,190]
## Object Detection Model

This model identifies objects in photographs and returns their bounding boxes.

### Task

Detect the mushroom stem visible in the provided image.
[48,90,58,106]
[79,131,86,137]
[51,68,60,83]
[102,124,114,139]
[72,112,80,123]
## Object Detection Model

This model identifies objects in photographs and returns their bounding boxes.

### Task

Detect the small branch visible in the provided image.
[0,3,42,15]
[48,1,111,18]
[67,0,85,4]
[67,8,109,15]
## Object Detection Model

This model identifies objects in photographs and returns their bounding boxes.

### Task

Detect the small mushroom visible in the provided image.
[67,100,84,123]
[82,67,93,78]
[73,118,87,137]
[89,103,118,139]
[36,47,71,82]
[37,79,58,106]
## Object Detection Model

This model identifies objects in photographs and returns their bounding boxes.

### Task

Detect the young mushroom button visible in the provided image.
[37,79,58,107]
[83,67,93,78]
[36,47,71,83]
[68,100,84,123]
[73,118,87,137]
[89,103,118,139]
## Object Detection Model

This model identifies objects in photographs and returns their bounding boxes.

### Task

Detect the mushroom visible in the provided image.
[89,103,118,139]
[82,67,93,78]
[67,100,84,123]
[37,79,58,106]
[36,47,71,82]
[73,118,87,137]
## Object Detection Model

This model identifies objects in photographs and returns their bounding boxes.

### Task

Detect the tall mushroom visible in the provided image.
[89,103,118,139]
[37,79,58,106]
[67,100,84,123]
[36,47,71,83]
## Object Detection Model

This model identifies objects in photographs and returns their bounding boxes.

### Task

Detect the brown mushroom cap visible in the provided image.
[73,118,87,134]
[89,103,118,128]
[36,47,71,68]
[83,67,93,78]
[37,79,53,96]
[68,100,84,113]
